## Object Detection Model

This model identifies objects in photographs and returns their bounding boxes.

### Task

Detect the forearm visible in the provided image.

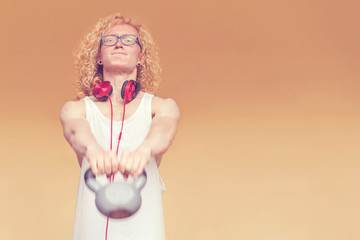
[109,97,180,177]
[60,100,101,166]
[138,115,178,165]
[64,119,98,162]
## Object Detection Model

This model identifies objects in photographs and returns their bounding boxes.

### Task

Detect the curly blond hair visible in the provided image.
[73,13,161,99]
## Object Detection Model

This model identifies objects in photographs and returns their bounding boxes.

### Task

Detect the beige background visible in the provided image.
[1,0,359,239]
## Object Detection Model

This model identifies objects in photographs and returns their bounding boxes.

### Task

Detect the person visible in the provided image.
[60,13,179,240]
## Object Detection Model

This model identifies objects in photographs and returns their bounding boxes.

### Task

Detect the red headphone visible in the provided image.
[92,80,140,102]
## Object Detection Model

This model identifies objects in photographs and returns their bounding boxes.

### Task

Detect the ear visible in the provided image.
[96,49,103,65]
[137,53,145,65]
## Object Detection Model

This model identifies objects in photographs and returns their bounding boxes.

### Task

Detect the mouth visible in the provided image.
[112,52,127,55]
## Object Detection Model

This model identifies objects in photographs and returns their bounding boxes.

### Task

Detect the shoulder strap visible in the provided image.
[142,93,154,119]
[82,96,97,121]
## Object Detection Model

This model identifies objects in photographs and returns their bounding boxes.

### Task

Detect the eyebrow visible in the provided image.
[107,33,136,36]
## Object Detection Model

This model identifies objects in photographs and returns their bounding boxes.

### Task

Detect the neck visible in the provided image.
[103,68,137,104]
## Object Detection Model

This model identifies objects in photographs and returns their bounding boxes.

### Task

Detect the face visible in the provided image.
[98,24,142,73]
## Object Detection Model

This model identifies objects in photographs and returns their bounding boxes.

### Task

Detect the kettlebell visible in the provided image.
[84,168,147,219]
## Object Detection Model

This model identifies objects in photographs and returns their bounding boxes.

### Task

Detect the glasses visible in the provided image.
[101,34,142,50]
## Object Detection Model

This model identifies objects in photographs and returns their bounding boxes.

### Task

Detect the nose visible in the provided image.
[115,37,124,48]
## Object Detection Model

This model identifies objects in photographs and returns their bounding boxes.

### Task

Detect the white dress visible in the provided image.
[72,93,166,240]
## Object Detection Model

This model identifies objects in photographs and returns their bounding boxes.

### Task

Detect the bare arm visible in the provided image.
[59,100,118,175]
[143,97,180,164]
[119,97,180,178]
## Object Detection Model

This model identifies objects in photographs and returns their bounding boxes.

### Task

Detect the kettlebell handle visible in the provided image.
[133,171,147,190]
[84,169,101,192]
[84,169,147,192]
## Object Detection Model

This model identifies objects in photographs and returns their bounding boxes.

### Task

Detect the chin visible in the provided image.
[107,64,136,72]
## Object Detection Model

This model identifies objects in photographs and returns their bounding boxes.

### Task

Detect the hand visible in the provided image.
[119,147,151,179]
[86,143,118,176]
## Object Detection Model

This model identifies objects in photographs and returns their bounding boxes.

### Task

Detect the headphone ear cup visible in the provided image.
[121,80,129,101]
[128,80,141,100]
[134,80,141,96]
[93,81,113,101]
[121,80,141,103]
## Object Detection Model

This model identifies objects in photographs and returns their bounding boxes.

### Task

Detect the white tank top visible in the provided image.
[72,93,166,240]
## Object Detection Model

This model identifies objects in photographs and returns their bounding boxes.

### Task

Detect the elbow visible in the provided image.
[62,125,75,147]
[162,98,180,147]
[164,98,180,122]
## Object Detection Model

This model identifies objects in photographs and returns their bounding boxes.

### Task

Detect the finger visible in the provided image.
[90,158,98,175]
[135,160,146,179]
[130,155,141,177]
[123,152,132,180]
[104,152,112,176]
[110,151,118,174]
[125,153,134,174]
[135,152,150,177]
[97,157,105,175]
[119,151,128,174]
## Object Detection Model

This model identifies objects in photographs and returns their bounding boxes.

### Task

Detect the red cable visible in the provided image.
[116,100,127,155]
[108,97,113,151]
[105,98,127,240]
[105,96,113,240]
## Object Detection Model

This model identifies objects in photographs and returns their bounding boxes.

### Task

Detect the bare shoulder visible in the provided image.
[151,96,180,119]
[59,99,86,123]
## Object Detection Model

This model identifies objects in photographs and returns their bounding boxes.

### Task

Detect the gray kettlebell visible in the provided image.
[84,168,147,219]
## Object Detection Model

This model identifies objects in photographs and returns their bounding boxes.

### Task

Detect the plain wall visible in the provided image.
[1,0,359,239]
